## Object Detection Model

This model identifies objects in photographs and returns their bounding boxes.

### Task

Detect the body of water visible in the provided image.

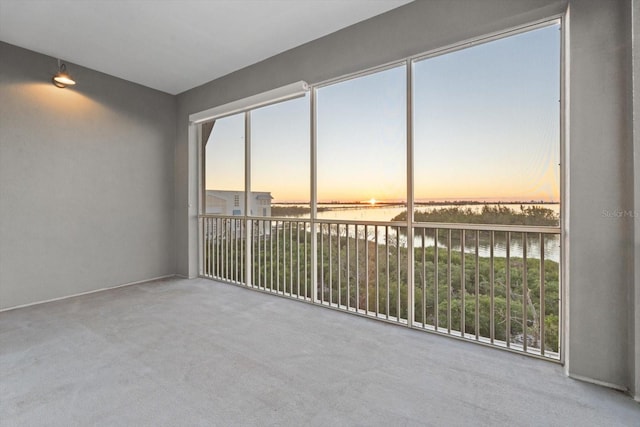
[275,203,561,262]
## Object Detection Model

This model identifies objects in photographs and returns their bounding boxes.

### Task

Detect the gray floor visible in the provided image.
[1,277,638,427]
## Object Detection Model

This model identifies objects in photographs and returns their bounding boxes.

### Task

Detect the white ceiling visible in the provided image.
[0,0,412,94]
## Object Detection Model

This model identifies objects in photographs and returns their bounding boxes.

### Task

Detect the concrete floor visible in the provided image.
[1,277,638,426]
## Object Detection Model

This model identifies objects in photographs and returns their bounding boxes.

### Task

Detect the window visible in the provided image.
[199,21,562,359]
[203,113,245,216]
[201,24,561,223]
[251,95,310,218]
[413,24,560,226]
[316,65,406,221]
[411,24,561,349]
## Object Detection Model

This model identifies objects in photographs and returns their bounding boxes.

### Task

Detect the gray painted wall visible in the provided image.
[175,0,636,394]
[568,0,634,390]
[632,0,639,401]
[0,42,176,309]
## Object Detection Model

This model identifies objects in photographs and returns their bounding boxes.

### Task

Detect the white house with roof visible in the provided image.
[205,190,272,217]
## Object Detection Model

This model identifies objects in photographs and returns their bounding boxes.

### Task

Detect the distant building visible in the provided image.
[205,190,272,217]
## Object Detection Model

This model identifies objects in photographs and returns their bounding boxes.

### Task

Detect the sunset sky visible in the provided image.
[206,23,560,204]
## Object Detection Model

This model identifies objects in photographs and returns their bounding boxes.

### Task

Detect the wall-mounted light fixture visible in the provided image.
[52,59,76,88]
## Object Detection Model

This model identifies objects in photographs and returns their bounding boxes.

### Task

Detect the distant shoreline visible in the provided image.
[270,201,560,220]
[273,200,559,206]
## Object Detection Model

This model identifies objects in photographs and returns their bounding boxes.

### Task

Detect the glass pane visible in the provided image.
[413,24,560,226]
[204,113,245,215]
[251,95,310,218]
[317,65,406,222]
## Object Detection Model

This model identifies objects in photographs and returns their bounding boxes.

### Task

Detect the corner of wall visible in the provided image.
[631,0,640,401]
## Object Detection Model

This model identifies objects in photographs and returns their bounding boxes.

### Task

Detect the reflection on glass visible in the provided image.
[251,95,310,218]
[204,113,245,216]
[413,24,560,226]
[317,65,406,221]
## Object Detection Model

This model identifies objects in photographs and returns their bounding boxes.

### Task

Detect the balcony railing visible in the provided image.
[251,219,313,299]
[200,215,561,360]
[317,221,408,324]
[201,216,245,284]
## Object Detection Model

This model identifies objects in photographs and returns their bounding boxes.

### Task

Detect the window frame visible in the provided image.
[194,15,567,362]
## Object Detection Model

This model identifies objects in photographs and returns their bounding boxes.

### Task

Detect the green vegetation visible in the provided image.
[250,223,313,298]
[413,238,560,351]
[393,205,559,226]
[271,206,311,217]
[270,205,329,217]
[203,206,561,355]
[315,228,559,353]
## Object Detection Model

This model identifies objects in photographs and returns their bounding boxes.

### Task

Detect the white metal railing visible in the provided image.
[412,224,561,359]
[200,215,561,360]
[316,220,408,324]
[201,216,245,284]
[250,219,312,300]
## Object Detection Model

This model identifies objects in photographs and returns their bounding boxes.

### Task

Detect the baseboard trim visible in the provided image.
[568,373,628,393]
[0,274,177,313]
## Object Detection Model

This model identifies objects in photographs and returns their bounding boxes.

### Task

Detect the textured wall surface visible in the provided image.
[632,0,639,401]
[0,42,176,309]
[567,0,634,390]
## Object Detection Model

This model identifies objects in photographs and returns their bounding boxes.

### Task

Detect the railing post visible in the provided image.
[406,59,415,326]
[244,111,252,287]
[198,216,204,277]
[310,87,318,303]
[196,123,204,278]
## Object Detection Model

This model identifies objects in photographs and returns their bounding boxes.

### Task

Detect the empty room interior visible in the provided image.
[1,0,639,425]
